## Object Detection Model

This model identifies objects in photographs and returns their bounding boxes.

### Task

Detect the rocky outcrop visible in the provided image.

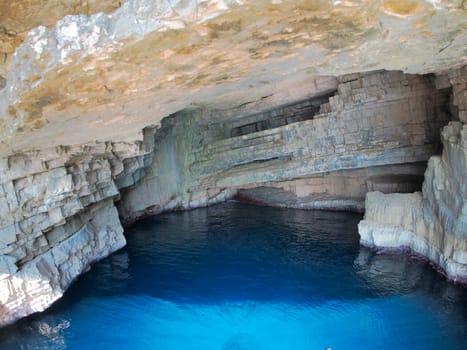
[0,199,124,326]
[358,68,467,282]
[0,141,152,326]
[235,163,427,212]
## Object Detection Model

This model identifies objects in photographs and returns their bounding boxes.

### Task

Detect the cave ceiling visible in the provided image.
[0,0,465,155]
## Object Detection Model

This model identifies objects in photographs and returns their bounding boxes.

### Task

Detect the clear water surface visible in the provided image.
[1,202,466,349]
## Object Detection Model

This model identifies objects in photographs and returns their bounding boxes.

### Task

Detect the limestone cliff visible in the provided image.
[118,70,451,221]
[0,141,151,326]
[358,68,467,282]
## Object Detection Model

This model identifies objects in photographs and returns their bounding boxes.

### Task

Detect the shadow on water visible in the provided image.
[54,202,367,304]
[1,202,466,349]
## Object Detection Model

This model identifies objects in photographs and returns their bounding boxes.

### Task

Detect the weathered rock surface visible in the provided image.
[118,70,451,221]
[0,0,466,153]
[235,163,427,212]
[0,1,123,78]
[0,140,153,326]
[0,199,124,327]
[358,68,467,281]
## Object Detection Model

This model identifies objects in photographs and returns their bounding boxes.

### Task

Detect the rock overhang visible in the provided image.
[0,0,466,154]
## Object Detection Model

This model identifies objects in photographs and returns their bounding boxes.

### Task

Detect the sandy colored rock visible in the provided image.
[0,0,466,153]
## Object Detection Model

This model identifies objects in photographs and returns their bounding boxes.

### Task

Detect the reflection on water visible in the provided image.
[0,202,466,349]
[355,247,467,318]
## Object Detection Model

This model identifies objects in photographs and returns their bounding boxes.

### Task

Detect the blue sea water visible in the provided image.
[1,202,466,349]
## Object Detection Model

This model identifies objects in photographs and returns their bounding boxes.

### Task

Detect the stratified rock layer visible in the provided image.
[0,141,152,327]
[235,162,427,213]
[0,0,465,330]
[118,70,451,221]
[0,199,124,326]
[358,68,467,282]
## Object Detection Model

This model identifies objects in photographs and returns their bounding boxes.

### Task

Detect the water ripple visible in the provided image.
[0,202,466,349]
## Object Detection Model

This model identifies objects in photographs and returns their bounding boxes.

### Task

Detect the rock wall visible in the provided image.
[0,141,151,326]
[358,67,467,282]
[235,163,427,212]
[0,0,465,330]
[119,70,451,221]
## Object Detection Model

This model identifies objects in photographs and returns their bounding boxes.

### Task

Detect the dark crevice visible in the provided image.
[220,154,293,173]
[229,90,336,138]
[0,75,6,90]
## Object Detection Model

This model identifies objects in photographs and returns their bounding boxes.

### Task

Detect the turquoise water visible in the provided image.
[1,202,466,349]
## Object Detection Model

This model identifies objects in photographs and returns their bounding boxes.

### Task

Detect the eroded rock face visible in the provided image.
[235,163,427,213]
[0,199,124,327]
[358,68,467,282]
[0,140,153,326]
[118,70,452,221]
[0,0,466,153]
[0,68,457,326]
[0,0,124,78]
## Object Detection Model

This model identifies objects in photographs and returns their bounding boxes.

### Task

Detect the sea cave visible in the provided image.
[0,0,466,348]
